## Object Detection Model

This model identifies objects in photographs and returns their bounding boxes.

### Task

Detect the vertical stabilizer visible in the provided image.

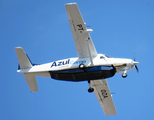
[15,47,33,69]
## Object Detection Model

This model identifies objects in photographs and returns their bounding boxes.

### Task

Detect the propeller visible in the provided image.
[134,57,139,73]
[134,62,139,73]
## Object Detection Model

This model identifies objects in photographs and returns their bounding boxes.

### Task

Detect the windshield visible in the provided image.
[104,55,112,58]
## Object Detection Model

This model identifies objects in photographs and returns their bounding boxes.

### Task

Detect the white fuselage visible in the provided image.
[17,54,134,78]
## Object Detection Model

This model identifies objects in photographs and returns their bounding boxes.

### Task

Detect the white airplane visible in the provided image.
[15,3,139,115]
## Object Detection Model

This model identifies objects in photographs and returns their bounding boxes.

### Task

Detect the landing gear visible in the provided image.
[79,63,86,69]
[88,87,94,93]
[122,73,127,78]
[88,80,94,93]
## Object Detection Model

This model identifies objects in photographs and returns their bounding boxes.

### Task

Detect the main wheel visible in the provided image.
[88,87,94,93]
[79,63,86,69]
[122,73,127,78]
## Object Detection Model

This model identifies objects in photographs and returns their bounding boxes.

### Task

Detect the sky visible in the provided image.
[0,0,154,120]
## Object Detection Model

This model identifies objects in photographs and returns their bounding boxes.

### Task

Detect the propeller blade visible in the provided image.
[135,65,139,73]
[133,56,139,73]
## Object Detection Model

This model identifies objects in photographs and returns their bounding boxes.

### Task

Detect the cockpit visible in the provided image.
[100,55,112,59]
[104,55,112,58]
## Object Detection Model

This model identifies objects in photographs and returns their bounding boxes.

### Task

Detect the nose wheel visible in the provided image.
[122,73,127,78]
[122,70,127,78]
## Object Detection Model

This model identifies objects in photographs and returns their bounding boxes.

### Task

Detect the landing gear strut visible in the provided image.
[122,71,127,78]
[88,80,94,93]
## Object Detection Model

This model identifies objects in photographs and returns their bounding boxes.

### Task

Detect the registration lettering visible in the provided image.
[77,24,84,33]
[101,89,108,98]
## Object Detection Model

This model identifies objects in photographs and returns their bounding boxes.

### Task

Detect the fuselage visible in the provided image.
[18,54,135,81]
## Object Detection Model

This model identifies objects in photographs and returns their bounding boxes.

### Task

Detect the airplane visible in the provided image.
[15,3,139,115]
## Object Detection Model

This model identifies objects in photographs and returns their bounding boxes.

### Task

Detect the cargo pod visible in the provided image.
[49,65,116,81]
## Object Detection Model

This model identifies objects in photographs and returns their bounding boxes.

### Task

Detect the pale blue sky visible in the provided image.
[1,0,154,120]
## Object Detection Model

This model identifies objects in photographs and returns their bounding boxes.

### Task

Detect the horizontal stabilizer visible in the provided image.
[24,73,38,92]
[15,47,33,69]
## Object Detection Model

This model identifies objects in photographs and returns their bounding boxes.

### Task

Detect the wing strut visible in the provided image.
[86,37,94,66]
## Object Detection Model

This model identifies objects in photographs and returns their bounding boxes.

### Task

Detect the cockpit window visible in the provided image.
[100,56,105,59]
[105,55,112,58]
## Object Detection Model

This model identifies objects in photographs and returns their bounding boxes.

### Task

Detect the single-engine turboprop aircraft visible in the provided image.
[15,3,139,115]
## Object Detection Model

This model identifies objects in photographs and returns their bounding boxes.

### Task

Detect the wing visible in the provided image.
[91,79,117,115]
[65,3,97,58]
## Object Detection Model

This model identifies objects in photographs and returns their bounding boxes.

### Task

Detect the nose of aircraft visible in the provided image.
[133,61,139,65]
[132,60,139,73]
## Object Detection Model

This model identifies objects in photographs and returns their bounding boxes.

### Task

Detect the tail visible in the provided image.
[15,47,38,92]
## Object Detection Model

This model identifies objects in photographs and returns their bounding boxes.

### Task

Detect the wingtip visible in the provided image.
[65,3,77,6]
[15,47,23,50]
